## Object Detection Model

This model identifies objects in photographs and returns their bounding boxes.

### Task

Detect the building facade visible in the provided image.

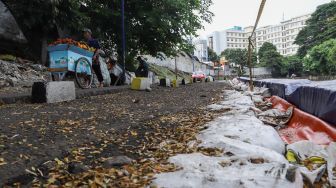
[225,26,249,50]
[256,14,310,56]
[193,39,208,62]
[203,14,310,57]
[207,26,253,55]
[206,31,225,55]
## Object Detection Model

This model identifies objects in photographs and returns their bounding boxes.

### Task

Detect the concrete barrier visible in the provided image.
[160,78,171,87]
[206,76,214,82]
[172,80,179,88]
[131,77,151,90]
[32,81,76,103]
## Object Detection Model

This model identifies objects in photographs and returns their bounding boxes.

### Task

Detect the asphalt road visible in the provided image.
[0,82,229,186]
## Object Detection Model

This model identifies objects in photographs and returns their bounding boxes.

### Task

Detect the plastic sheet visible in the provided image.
[269,96,336,145]
[286,80,336,125]
[327,143,336,186]
[286,141,335,186]
[256,79,311,98]
[153,153,302,188]
[153,90,301,187]
[239,77,336,125]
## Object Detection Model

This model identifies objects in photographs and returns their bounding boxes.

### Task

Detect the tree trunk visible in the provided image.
[40,36,48,65]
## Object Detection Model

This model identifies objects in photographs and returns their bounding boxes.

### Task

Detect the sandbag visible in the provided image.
[286,141,335,186]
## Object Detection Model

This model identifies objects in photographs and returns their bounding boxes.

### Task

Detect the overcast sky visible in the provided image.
[197,0,331,38]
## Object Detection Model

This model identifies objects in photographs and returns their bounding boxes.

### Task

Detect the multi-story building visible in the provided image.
[207,26,253,55]
[225,26,249,50]
[206,31,225,55]
[203,14,310,57]
[193,39,208,62]
[256,14,310,56]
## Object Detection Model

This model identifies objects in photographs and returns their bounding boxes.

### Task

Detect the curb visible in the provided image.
[0,86,130,105]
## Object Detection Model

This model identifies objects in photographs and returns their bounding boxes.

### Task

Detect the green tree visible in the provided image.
[303,39,336,75]
[281,55,303,77]
[258,42,277,64]
[208,47,219,62]
[295,1,336,57]
[3,0,214,65]
[258,42,283,77]
[2,0,87,62]
[221,48,257,76]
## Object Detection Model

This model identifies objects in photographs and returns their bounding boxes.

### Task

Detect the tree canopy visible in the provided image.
[303,39,336,76]
[3,0,214,64]
[207,47,219,62]
[281,55,303,77]
[221,48,257,76]
[258,42,283,77]
[258,42,277,61]
[295,1,336,58]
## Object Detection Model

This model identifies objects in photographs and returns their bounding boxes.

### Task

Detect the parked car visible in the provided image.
[192,71,206,82]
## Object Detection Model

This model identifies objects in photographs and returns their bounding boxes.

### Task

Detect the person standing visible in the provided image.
[83,28,104,88]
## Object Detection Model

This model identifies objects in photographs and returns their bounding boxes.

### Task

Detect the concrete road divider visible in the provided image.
[206,76,214,82]
[159,78,171,87]
[32,81,76,103]
[172,80,179,88]
[131,77,151,91]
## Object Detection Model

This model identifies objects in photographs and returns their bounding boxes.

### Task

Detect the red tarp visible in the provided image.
[269,96,336,145]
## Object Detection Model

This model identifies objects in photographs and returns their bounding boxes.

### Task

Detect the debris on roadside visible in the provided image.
[0,59,48,93]
[285,141,336,187]
[258,107,293,129]
[229,78,336,187]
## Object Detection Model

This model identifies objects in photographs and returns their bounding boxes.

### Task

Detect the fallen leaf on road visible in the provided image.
[0,158,6,166]
[130,130,138,136]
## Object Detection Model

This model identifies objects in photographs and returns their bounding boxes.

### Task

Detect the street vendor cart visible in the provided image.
[47,42,94,89]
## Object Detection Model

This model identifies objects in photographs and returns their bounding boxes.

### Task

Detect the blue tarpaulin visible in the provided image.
[238,77,336,125]
[287,80,336,125]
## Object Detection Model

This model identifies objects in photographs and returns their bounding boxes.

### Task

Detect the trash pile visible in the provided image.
[0,59,48,91]
[239,77,336,125]
[153,86,300,187]
[228,78,336,187]
[152,78,336,187]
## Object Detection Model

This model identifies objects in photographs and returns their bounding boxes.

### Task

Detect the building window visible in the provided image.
[208,37,213,49]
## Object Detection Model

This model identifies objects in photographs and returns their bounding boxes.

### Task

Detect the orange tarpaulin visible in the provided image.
[269,96,336,145]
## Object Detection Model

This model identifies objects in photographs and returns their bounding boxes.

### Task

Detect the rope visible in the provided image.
[251,0,267,37]
[248,0,267,91]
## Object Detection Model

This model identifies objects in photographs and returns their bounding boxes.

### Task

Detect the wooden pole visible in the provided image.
[175,57,177,80]
[121,0,126,83]
[247,37,254,91]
